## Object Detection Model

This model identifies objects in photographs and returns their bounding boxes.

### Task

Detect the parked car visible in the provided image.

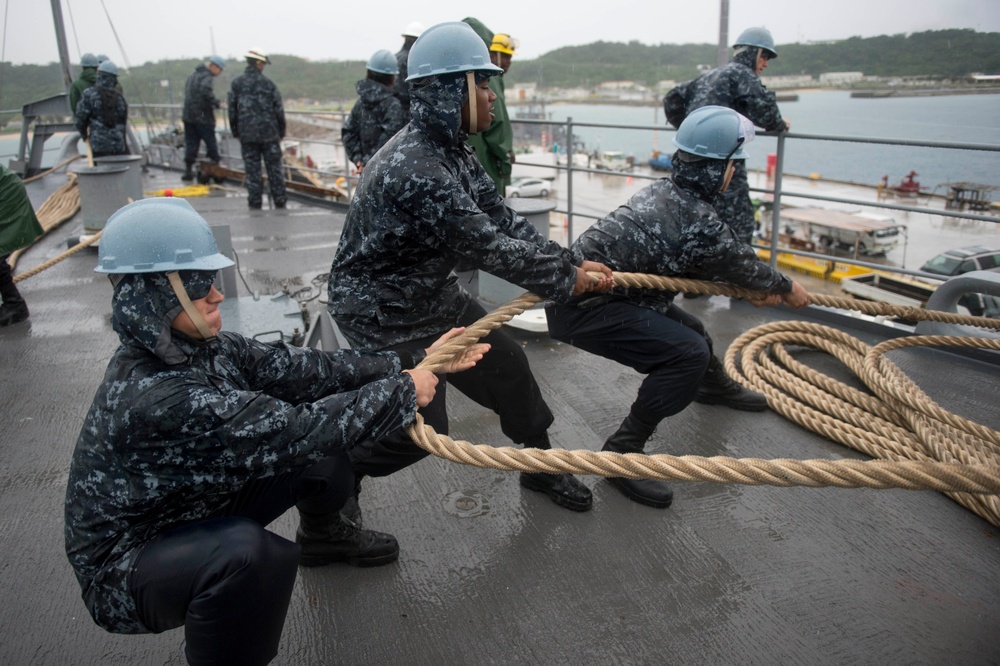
[919,245,1000,277]
[506,178,552,198]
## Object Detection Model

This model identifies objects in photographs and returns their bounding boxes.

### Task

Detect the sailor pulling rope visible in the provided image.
[407,272,1000,526]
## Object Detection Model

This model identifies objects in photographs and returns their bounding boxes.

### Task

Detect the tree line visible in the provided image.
[1,29,997,119]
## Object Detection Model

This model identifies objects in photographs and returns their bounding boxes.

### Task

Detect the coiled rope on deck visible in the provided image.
[406,273,1000,526]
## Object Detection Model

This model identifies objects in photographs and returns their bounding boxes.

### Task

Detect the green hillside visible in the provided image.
[1,29,997,120]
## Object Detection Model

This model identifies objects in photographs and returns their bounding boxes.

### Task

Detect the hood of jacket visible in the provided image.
[671,153,731,202]
[356,78,395,105]
[110,271,216,365]
[462,17,494,46]
[96,71,118,90]
[409,72,471,146]
[731,47,760,73]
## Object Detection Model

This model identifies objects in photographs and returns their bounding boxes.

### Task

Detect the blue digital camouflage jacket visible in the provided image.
[342,78,407,168]
[65,271,420,634]
[571,156,792,314]
[327,73,581,350]
[665,49,785,132]
[182,64,221,126]
[74,71,128,155]
[228,64,285,143]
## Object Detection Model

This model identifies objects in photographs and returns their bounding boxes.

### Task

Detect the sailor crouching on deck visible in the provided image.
[327,22,613,521]
[545,106,809,509]
[63,198,486,665]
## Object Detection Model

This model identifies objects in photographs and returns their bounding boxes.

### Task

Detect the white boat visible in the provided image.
[594,150,633,172]
[768,205,906,256]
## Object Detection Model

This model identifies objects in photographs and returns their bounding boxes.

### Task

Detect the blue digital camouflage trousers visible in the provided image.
[240,140,287,208]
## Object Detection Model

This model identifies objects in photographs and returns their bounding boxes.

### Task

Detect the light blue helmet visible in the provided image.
[81,53,99,68]
[96,198,234,274]
[208,55,226,71]
[97,60,119,76]
[733,27,777,59]
[96,54,109,63]
[406,22,502,82]
[367,49,399,75]
[672,106,755,160]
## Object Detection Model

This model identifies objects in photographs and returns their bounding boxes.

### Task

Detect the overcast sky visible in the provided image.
[5,0,1000,67]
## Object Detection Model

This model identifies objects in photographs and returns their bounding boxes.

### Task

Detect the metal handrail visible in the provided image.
[508,113,1000,280]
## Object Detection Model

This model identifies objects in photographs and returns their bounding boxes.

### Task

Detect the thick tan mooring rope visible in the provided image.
[406,273,1000,526]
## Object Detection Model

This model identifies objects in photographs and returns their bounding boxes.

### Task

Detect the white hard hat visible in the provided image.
[244,47,271,64]
[402,22,425,38]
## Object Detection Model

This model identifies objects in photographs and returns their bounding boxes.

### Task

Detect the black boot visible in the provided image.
[0,300,28,327]
[693,355,768,412]
[181,163,195,181]
[519,433,593,512]
[0,274,28,327]
[296,509,398,568]
[602,405,673,508]
[339,475,363,528]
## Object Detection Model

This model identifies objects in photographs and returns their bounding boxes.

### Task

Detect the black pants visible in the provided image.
[348,300,554,478]
[546,299,711,421]
[183,121,221,165]
[129,454,352,666]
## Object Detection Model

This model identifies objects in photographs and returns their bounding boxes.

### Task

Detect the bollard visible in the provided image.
[93,154,144,203]
[75,164,131,232]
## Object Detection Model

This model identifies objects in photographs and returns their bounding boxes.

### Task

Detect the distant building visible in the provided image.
[819,71,865,84]
[656,80,678,93]
[760,74,815,89]
[508,83,539,101]
[970,74,1000,84]
[595,80,645,92]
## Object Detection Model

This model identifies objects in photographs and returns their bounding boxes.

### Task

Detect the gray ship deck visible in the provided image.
[2,167,998,665]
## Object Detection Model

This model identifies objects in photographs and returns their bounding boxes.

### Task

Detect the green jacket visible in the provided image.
[69,68,97,115]
[468,75,513,192]
[462,17,514,192]
[0,165,43,257]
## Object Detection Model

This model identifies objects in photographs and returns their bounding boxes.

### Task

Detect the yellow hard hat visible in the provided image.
[490,33,518,55]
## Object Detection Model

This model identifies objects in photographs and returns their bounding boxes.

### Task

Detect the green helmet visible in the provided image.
[406,22,502,82]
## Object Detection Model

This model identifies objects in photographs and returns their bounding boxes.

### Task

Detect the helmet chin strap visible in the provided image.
[466,71,477,135]
[167,271,217,341]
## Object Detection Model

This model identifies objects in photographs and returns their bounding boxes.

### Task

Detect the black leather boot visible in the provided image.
[519,432,593,512]
[0,300,28,327]
[602,405,673,508]
[0,276,28,327]
[339,475,363,528]
[181,163,195,181]
[693,355,768,412]
[296,509,398,568]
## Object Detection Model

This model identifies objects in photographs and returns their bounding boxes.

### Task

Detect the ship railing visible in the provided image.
[511,116,1000,283]
[131,105,356,188]
[21,102,997,287]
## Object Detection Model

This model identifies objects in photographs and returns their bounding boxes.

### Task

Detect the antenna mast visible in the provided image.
[50,0,74,88]
[716,0,730,68]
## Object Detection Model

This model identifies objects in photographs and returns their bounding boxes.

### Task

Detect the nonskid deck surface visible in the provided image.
[2,168,998,665]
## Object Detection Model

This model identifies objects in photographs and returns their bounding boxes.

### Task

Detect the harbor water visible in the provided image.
[521,91,1000,191]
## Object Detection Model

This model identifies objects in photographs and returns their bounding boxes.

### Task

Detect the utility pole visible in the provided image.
[51,0,75,88]
[716,0,730,69]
